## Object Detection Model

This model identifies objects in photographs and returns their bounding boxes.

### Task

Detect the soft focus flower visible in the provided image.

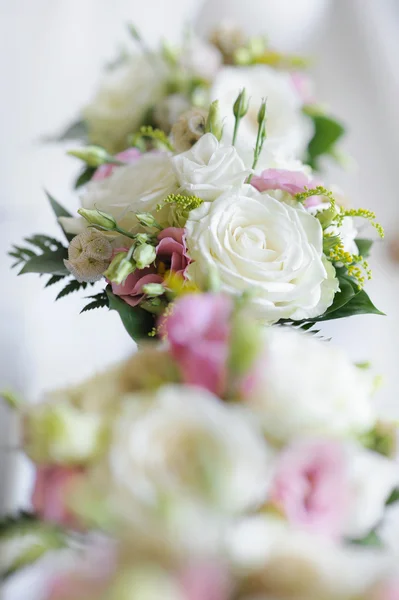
[160,294,233,395]
[270,439,348,538]
[251,168,314,196]
[64,229,112,283]
[242,327,376,443]
[153,94,191,133]
[92,147,141,181]
[180,563,230,600]
[211,65,314,168]
[172,134,249,201]
[111,228,189,306]
[343,445,399,539]
[100,385,273,516]
[171,108,208,153]
[209,24,246,64]
[185,186,338,323]
[32,465,84,528]
[23,401,107,465]
[59,153,178,237]
[227,515,392,599]
[83,55,167,153]
[180,36,222,82]
[291,71,315,105]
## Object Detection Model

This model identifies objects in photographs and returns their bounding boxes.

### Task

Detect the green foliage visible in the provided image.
[74,165,96,188]
[129,126,174,151]
[81,291,109,313]
[106,287,155,342]
[355,238,374,259]
[0,512,65,579]
[54,119,88,142]
[305,113,345,169]
[350,529,381,548]
[56,279,92,300]
[386,488,399,506]
[9,235,69,277]
[45,190,74,242]
[45,275,66,288]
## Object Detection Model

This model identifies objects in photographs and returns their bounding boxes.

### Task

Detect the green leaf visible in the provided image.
[350,529,382,548]
[45,274,66,288]
[386,488,399,506]
[0,512,65,579]
[355,238,373,259]
[317,288,385,321]
[45,190,74,242]
[56,279,87,300]
[80,291,109,313]
[18,246,69,276]
[306,113,345,169]
[74,165,96,189]
[56,119,88,142]
[106,287,155,342]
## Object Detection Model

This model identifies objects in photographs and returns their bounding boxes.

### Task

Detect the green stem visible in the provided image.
[232,116,241,146]
[114,226,137,241]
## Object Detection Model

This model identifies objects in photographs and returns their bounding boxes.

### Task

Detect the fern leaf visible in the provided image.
[80,291,109,313]
[45,275,66,288]
[56,279,87,300]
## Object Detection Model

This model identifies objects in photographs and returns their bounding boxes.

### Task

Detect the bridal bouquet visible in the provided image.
[3,23,396,600]
[2,293,399,599]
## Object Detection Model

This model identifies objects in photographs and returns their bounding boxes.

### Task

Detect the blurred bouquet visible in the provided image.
[2,292,399,600]
[57,24,344,172]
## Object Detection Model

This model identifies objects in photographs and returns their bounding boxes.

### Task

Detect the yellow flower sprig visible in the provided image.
[294,186,337,211]
[335,208,385,239]
[129,126,174,152]
[328,240,372,289]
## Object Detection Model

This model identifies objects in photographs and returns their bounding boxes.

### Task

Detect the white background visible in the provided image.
[1,0,399,595]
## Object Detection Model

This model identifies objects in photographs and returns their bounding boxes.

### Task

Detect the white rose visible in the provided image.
[211,65,314,168]
[60,153,178,236]
[344,445,399,539]
[83,55,167,153]
[244,327,376,443]
[227,515,392,598]
[172,133,249,201]
[179,36,222,81]
[184,185,338,323]
[103,385,273,516]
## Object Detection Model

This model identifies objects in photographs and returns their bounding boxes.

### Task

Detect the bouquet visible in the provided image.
[1,294,399,599]
[2,23,396,600]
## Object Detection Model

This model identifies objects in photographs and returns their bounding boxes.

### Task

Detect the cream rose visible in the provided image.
[185,185,338,323]
[101,385,272,516]
[211,65,314,168]
[83,55,167,153]
[244,327,376,443]
[172,133,249,201]
[60,153,178,236]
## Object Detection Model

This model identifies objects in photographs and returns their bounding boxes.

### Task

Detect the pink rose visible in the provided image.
[92,147,141,181]
[160,293,233,395]
[111,228,189,307]
[270,439,349,539]
[375,584,399,600]
[32,465,84,529]
[251,168,313,196]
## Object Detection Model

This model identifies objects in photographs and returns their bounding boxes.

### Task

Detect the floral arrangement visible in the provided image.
[1,294,399,599]
[56,24,344,172]
[3,23,397,600]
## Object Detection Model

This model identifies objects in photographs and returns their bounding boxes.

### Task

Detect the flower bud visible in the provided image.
[135,233,151,245]
[68,146,114,168]
[257,100,267,126]
[78,208,117,230]
[103,252,136,285]
[142,283,165,297]
[233,88,249,119]
[135,213,160,229]
[23,402,107,465]
[205,100,223,141]
[316,205,338,230]
[133,243,157,270]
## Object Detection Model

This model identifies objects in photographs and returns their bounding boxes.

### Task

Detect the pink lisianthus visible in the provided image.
[32,465,84,529]
[270,439,349,539]
[92,147,141,181]
[160,293,233,396]
[111,228,189,307]
[180,564,230,600]
[251,168,313,196]
[291,71,315,105]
